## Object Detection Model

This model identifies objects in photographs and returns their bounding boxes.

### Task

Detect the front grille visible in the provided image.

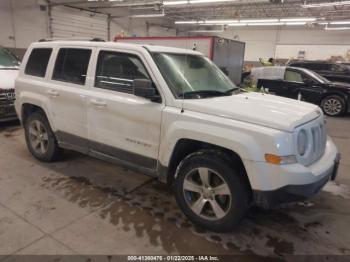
[309,121,327,165]
[296,116,327,167]
[0,89,15,104]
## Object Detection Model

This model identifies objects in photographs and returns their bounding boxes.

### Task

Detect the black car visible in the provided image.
[250,66,350,116]
[287,60,350,84]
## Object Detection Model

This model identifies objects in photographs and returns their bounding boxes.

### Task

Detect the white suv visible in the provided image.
[15,40,340,232]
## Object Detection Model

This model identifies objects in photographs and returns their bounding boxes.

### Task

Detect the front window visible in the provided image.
[303,69,330,84]
[0,48,20,69]
[152,53,237,99]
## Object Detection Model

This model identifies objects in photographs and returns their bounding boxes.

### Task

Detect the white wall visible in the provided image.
[110,18,177,39]
[219,27,350,62]
[1,0,349,61]
[0,0,48,49]
[0,0,175,49]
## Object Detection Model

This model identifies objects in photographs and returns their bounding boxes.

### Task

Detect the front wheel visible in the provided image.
[174,150,249,232]
[24,112,62,162]
[321,95,346,116]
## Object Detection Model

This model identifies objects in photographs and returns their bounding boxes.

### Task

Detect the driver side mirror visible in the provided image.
[133,79,161,102]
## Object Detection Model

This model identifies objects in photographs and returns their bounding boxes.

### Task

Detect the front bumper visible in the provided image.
[253,153,340,208]
[0,103,17,122]
[246,138,340,208]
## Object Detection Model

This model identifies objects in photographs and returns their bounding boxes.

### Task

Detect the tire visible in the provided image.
[174,150,249,232]
[321,95,346,117]
[24,112,62,162]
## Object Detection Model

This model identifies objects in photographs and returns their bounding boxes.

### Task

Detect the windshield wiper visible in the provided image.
[179,89,237,98]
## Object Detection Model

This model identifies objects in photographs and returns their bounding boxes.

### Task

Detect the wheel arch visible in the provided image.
[320,92,348,113]
[21,103,55,131]
[161,138,252,198]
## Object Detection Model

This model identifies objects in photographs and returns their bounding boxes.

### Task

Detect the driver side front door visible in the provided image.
[87,49,164,175]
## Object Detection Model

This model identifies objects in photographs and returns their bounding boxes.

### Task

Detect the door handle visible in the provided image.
[47,90,59,97]
[90,99,107,108]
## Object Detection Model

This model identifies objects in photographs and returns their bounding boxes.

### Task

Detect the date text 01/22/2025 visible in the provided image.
[127,256,220,261]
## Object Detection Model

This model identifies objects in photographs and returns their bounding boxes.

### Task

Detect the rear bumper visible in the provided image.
[253,153,340,208]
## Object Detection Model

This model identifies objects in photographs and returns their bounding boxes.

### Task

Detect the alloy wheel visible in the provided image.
[28,120,49,155]
[323,98,342,116]
[183,167,232,220]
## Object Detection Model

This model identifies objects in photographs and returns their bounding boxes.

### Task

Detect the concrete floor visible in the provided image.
[0,116,349,259]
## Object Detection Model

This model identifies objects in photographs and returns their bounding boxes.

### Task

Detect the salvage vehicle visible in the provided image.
[15,40,340,232]
[287,60,350,84]
[250,66,350,116]
[0,47,19,122]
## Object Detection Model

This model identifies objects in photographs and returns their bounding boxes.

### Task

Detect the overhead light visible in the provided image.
[203,19,238,24]
[163,0,237,5]
[240,19,279,23]
[285,22,307,25]
[302,1,350,8]
[330,21,350,25]
[228,22,306,26]
[228,23,248,27]
[130,13,165,18]
[325,26,350,30]
[175,17,318,25]
[163,0,187,5]
[248,22,284,26]
[175,20,203,24]
[280,17,316,22]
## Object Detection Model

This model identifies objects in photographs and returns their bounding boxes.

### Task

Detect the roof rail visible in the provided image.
[38,37,105,42]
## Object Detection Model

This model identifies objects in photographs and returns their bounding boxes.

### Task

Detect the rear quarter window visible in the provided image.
[25,48,52,77]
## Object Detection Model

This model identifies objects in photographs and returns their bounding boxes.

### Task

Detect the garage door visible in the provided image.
[51,6,108,40]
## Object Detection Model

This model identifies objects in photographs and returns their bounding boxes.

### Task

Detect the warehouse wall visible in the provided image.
[110,18,177,39]
[0,0,48,50]
[0,0,174,57]
[219,27,350,62]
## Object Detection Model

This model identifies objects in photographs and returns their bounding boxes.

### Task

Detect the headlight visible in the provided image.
[297,129,308,156]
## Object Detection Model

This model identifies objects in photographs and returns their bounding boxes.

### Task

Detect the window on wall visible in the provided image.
[95,51,150,93]
[25,48,52,77]
[53,48,92,85]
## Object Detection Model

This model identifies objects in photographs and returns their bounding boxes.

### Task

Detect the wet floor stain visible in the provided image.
[39,172,350,257]
[2,123,350,257]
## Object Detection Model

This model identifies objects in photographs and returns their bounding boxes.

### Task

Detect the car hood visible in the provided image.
[183,92,321,132]
[0,69,18,90]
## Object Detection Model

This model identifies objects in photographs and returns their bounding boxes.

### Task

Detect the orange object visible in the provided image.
[265,154,282,165]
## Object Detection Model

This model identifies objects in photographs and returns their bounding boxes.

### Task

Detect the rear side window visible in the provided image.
[25,48,52,77]
[53,48,92,85]
[95,51,150,93]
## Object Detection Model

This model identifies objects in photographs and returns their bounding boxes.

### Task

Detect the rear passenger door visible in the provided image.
[46,47,94,152]
[87,49,164,174]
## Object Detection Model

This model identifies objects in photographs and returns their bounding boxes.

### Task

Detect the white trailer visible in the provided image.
[115,36,245,85]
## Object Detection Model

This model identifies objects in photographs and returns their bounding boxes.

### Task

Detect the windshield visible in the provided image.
[303,69,330,84]
[0,48,20,69]
[152,52,237,99]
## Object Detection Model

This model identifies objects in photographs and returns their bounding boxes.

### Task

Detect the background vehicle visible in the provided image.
[15,41,339,232]
[287,60,350,84]
[251,66,350,116]
[0,47,19,122]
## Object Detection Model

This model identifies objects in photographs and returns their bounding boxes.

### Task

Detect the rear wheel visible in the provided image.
[321,95,346,116]
[24,112,62,162]
[174,150,249,232]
